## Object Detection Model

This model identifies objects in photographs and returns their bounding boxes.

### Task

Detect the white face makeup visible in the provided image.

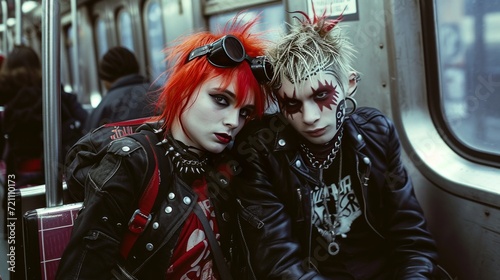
[277,70,346,145]
[171,76,255,154]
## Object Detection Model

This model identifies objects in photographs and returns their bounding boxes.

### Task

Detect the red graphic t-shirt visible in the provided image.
[166,177,220,280]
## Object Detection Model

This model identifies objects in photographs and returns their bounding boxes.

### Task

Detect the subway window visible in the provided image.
[435,0,500,158]
[208,2,285,113]
[94,16,108,59]
[117,8,134,52]
[144,0,166,85]
[208,2,285,42]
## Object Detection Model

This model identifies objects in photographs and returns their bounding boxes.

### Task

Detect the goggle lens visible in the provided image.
[187,35,273,84]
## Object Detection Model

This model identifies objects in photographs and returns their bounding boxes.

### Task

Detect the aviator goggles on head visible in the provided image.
[186,35,273,84]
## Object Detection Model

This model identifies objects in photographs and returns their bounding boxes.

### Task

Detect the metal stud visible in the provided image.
[168,192,175,200]
[357,134,363,141]
[122,146,130,152]
[165,206,173,214]
[152,222,159,229]
[363,157,370,164]
[278,139,286,147]
[146,243,154,251]
[183,197,191,205]
[295,160,301,168]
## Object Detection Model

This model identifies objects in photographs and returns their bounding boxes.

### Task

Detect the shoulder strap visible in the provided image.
[193,204,233,280]
[119,129,162,259]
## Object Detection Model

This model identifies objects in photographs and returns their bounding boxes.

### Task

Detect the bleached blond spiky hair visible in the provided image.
[268,8,356,94]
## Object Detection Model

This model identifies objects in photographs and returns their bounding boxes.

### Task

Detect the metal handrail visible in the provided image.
[1,0,7,52]
[71,0,80,95]
[42,0,63,207]
[15,0,21,45]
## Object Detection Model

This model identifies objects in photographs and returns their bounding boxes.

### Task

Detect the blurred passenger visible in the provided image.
[0,45,87,186]
[57,15,271,279]
[85,46,157,131]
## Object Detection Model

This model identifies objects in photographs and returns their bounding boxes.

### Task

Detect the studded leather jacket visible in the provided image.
[231,107,439,280]
[56,130,236,279]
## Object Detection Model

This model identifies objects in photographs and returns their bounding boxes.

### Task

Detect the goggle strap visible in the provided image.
[187,45,211,62]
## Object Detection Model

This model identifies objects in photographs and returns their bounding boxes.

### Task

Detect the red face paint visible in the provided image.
[312,80,339,112]
[278,80,340,118]
[278,89,302,119]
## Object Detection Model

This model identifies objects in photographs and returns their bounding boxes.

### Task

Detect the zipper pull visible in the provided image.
[296,188,305,222]
[296,188,302,202]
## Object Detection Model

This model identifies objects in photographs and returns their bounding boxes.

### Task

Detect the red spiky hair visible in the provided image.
[290,0,345,38]
[153,15,268,130]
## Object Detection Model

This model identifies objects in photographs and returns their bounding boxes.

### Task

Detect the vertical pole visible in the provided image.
[42,0,63,207]
[1,0,7,52]
[15,0,22,45]
[71,0,80,95]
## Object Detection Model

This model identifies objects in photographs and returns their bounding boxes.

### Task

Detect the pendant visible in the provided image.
[328,241,340,255]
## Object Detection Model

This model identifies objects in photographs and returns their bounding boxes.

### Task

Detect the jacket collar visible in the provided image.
[109,73,149,91]
[271,113,366,153]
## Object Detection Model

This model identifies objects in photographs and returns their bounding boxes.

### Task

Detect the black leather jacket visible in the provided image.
[56,132,236,279]
[231,107,439,280]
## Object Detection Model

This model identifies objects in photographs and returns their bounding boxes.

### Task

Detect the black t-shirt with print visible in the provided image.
[308,145,390,280]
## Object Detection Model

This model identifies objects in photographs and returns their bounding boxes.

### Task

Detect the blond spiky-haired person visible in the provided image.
[231,7,444,280]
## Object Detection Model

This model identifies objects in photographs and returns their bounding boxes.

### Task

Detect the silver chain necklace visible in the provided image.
[300,127,345,255]
[300,127,343,169]
[317,150,343,256]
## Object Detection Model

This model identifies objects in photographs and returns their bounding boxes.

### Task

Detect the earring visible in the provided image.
[345,96,357,115]
[354,73,361,83]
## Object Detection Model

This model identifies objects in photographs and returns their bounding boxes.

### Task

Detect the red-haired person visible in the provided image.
[56,16,272,280]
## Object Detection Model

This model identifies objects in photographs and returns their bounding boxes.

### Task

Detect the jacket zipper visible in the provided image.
[237,213,258,279]
[297,187,315,271]
[308,189,315,270]
[356,155,385,239]
[115,264,138,280]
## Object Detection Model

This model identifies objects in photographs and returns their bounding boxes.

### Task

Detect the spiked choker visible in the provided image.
[157,133,208,174]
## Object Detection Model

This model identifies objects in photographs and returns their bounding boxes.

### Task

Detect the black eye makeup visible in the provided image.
[281,95,302,116]
[239,106,255,119]
[311,81,339,112]
[210,94,229,106]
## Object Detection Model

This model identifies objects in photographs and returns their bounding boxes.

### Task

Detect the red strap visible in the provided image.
[102,117,153,128]
[120,134,160,258]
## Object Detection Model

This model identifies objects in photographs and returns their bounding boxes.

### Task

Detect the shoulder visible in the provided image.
[108,136,145,157]
[237,113,289,141]
[110,74,150,91]
[346,107,395,135]
[89,135,150,185]
[232,113,299,162]
[344,107,401,154]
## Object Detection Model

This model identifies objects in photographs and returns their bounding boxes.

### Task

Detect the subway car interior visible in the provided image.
[0,0,499,279]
